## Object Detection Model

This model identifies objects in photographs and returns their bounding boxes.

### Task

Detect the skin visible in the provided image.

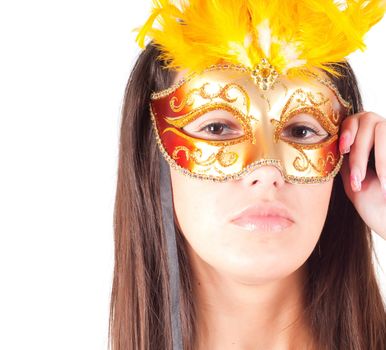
[168,70,386,350]
[339,112,386,239]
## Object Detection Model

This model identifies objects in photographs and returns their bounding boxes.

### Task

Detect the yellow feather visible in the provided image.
[134,0,386,79]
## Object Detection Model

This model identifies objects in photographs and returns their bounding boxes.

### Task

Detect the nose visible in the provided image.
[241,162,285,188]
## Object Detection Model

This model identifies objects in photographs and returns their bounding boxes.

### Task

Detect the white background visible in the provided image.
[0,1,385,349]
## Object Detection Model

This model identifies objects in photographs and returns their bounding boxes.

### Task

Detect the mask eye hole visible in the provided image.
[280,113,331,144]
[182,109,245,141]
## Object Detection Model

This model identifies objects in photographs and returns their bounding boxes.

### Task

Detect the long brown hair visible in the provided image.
[108,44,386,350]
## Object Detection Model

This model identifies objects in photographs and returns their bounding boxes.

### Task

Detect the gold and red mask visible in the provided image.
[150,64,352,184]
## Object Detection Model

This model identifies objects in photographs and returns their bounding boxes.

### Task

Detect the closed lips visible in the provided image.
[230,203,294,232]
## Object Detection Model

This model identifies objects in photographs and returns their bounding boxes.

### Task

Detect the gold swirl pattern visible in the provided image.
[171,145,238,168]
[330,108,340,125]
[216,148,239,167]
[304,91,330,106]
[293,149,336,173]
[169,82,251,114]
[170,94,195,112]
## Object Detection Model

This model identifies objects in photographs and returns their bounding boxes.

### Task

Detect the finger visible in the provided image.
[348,112,377,191]
[339,113,360,154]
[374,120,386,198]
[339,154,353,200]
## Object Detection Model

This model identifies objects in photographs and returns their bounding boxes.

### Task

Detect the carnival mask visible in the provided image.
[150,64,351,183]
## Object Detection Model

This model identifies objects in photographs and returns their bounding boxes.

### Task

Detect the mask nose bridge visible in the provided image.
[248,90,286,176]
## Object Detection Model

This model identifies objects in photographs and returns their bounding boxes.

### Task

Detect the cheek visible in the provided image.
[288,181,333,259]
[170,169,213,232]
[170,168,225,257]
[298,181,333,234]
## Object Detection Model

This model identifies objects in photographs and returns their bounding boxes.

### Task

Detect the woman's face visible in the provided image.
[168,70,335,284]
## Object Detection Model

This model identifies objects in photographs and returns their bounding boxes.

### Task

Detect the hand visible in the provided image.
[338,111,386,240]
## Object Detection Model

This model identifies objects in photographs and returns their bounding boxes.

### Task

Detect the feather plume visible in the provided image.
[135,0,386,80]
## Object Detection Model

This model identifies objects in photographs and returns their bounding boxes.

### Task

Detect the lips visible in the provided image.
[230,203,294,232]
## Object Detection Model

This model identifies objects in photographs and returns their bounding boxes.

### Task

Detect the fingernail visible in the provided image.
[350,167,361,192]
[340,133,351,154]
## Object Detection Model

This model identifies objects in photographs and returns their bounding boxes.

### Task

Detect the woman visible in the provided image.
[109,1,386,349]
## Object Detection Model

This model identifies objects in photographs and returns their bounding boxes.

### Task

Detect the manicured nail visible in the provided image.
[350,167,361,192]
[340,133,351,154]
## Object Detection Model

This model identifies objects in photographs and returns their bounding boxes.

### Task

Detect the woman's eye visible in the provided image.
[281,124,330,143]
[183,118,244,140]
[199,122,237,136]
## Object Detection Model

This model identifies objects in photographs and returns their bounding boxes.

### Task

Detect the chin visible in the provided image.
[218,255,299,284]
